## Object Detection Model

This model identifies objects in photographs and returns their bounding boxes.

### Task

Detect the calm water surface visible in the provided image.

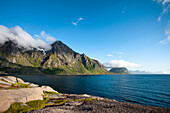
[13,74,170,108]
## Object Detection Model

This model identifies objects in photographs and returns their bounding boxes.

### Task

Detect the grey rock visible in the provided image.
[0,80,12,85]
[17,78,25,83]
[1,77,16,84]
[48,94,66,99]
[23,82,30,85]
[0,87,43,112]
[65,101,83,106]
[6,76,17,82]
[41,86,58,93]
[29,83,39,87]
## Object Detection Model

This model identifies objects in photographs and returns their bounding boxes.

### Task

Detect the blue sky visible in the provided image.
[0,0,170,73]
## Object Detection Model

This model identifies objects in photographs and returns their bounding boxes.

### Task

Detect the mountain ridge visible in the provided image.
[0,40,109,75]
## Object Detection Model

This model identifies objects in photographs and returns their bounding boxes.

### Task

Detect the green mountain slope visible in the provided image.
[0,41,109,75]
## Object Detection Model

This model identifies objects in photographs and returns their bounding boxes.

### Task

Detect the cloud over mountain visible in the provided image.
[0,25,56,50]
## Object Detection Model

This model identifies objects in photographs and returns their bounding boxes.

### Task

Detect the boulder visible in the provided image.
[0,83,11,88]
[0,80,12,85]
[23,82,30,85]
[41,86,58,93]
[16,78,25,83]
[1,77,16,84]
[6,76,17,82]
[29,83,39,87]
[0,87,43,112]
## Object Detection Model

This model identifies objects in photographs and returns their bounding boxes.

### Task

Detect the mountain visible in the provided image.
[0,40,108,75]
[129,70,152,74]
[109,67,130,74]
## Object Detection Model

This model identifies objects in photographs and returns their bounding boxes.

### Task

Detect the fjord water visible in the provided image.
[15,74,170,108]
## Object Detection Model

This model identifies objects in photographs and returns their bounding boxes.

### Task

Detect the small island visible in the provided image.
[109,67,130,74]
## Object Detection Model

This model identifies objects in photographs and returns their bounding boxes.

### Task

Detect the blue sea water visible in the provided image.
[13,74,170,108]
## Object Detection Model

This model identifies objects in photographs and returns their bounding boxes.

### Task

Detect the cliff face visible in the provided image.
[0,40,108,75]
[109,67,130,74]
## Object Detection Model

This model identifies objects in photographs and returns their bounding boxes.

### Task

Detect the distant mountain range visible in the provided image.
[0,40,109,75]
[129,70,152,74]
[108,67,153,74]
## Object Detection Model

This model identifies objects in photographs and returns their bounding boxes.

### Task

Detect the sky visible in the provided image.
[0,0,170,73]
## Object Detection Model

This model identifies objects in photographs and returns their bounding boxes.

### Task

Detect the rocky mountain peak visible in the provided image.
[0,40,108,75]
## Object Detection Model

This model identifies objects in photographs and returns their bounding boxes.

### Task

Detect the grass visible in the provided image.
[50,98,97,105]
[5,94,97,113]
[73,98,97,102]
[4,102,28,113]
[52,99,67,105]
[43,91,60,95]
[5,97,49,113]
[8,82,30,89]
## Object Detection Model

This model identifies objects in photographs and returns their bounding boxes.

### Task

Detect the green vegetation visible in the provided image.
[4,95,97,113]
[26,97,49,110]
[11,82,30,88]
[4,102,28,113]
[43,68,65,74]
[5,97,49,113]
[43,91,59,95]
[72,98,97,102]
[52,99,67,105]
[51,98,97,105]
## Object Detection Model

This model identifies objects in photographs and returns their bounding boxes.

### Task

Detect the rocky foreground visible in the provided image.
[0,76,169,113]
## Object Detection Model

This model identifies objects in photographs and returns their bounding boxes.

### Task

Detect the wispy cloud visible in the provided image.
[112,51,124,54]
[72,17,84,26]
[103,60,141,68]
[107,54,114,57]
[118,52,124,55]
[153,0,170,44]
[153,0,170,21]
[159,23,170,44]
[35,31,56,44]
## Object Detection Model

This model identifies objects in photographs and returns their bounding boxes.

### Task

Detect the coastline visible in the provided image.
[0,75,169,113]
[0,71,122,76]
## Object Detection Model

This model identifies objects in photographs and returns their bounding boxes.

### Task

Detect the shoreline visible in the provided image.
[0,75,169,113]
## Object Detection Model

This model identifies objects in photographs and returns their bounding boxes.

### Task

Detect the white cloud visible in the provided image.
[162,0,170,5]
[0,25,56,51]
[118,56,122,58]
[112,51,124,55]
[159,24,170,44]
[72,22,78,26]
[78,18,83,21]
[72,17,83,26]
[107,54,114,57]
[103,60,141,68]
[154,0,170,21]
[154,69,170,74]
[159,35,170,43]
[157,16,161,21]
[37,31,56,44]
[154,0,170,44]
[118,52,124,55]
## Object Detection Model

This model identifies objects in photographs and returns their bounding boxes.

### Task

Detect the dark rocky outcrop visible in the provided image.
[0,40,108,75]
[109,67,130,74]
